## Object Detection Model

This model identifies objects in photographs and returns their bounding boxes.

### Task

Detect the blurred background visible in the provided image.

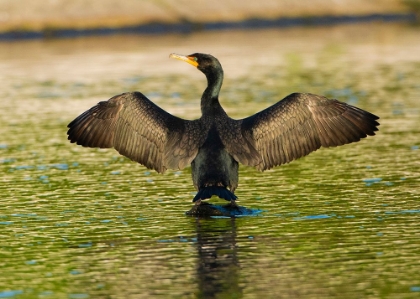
[1,1,420,299]
[0,0,418,38]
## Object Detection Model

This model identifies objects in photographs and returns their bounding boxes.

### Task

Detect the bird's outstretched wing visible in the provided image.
[226,93,379,171]
[67,92,205,173]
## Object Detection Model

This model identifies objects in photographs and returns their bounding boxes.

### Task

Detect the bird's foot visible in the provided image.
[194,199,202,206]
[227,200,239,209]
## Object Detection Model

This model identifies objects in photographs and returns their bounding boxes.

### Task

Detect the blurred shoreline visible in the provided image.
[0,0,418,40]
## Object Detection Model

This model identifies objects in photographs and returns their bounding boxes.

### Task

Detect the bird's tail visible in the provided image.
[193,186,237,202]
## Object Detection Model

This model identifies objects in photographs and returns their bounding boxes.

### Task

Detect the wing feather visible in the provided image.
[225,93,379,171]
[67,92,205,173]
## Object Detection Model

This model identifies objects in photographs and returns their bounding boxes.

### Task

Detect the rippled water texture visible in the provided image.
[1,23,419,298]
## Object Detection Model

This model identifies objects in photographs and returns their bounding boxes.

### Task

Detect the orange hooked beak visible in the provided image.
[169,53,198,67]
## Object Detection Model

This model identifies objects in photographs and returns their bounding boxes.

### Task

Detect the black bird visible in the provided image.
[67,53,379,206]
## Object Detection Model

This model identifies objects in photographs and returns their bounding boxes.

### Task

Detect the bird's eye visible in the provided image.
[193,57,198,61]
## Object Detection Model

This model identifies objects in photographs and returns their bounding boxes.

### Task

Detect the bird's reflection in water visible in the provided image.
[192,217,242,298]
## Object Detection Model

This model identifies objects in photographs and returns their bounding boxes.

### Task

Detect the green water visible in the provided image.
[1,23,419,298]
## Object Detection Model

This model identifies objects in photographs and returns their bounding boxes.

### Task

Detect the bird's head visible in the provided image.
[170,53,222,76]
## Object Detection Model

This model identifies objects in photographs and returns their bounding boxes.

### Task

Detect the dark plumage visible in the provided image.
[67,53,379,205]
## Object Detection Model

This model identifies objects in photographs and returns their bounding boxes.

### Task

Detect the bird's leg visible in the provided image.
[195,199,202,206]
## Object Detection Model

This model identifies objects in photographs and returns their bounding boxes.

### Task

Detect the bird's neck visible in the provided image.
[201,69,224,114]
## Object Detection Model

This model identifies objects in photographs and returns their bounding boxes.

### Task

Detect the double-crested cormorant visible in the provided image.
[67,53,379,205]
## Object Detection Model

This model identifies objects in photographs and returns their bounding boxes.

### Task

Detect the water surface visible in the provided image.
[1,23,420,298]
